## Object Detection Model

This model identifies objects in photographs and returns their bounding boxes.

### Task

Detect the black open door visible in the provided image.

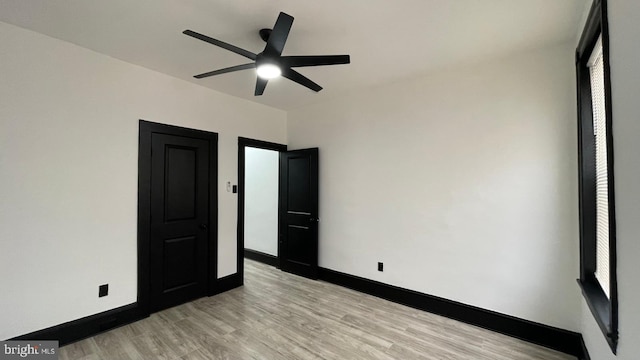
[279,148,319,279]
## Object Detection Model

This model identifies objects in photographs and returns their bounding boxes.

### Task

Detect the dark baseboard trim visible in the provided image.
[10,273,242,346]
[578,335,591,360]
[10,303,146,346]
[318,267,583,357]
[209,273,242,296]
[244,249,278,267]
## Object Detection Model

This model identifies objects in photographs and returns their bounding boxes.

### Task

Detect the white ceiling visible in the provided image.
[0,0,586,111]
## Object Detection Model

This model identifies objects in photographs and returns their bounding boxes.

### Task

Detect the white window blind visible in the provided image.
[588,35,610,298]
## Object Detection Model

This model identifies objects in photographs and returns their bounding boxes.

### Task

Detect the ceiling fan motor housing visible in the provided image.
[256,52,278,66]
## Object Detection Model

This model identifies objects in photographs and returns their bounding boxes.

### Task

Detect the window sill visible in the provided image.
[577,279,617,354]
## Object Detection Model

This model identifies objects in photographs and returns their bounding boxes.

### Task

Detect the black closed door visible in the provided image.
[279,148,319,279]
[150,133,210,311]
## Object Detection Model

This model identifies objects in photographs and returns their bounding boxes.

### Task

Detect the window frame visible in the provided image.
[575,0,618,353]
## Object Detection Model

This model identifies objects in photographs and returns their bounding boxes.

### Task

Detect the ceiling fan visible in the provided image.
[183,12,350,96]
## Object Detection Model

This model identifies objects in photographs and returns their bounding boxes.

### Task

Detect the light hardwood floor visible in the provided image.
[60,260,576,360]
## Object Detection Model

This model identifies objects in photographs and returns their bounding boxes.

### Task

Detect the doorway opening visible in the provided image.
[237,138,320,283]
[237,138,286,282]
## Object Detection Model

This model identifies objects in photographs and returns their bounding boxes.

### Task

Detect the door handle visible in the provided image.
[309,218,319,222]
[199,223,208,230]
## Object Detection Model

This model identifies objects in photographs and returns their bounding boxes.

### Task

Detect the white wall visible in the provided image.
[579,1,640,359]
[287,43,579,331]
[0,21,286,340]
[244,147,279,256]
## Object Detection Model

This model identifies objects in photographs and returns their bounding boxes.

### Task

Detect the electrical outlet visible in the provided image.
[378,262,383,272]
[99,284,109,297]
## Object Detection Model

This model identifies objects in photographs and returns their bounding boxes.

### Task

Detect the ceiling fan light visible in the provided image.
[256,64,282,79]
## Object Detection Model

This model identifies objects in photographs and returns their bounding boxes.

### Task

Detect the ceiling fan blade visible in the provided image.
[281,55,351,68]
[255,77,268,96]
[183,30,257,61]
[282,68,323,92]
[194,63,256,79]
[263,12,294,57]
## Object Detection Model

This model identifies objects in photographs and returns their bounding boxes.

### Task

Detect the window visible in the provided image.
[588,36,611,300]
[576,0,617,353]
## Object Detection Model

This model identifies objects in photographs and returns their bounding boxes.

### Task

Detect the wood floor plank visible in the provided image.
[58,337,101,360]
[93,329,143,360]
[60,259,576,360]
[130,332,180,360]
